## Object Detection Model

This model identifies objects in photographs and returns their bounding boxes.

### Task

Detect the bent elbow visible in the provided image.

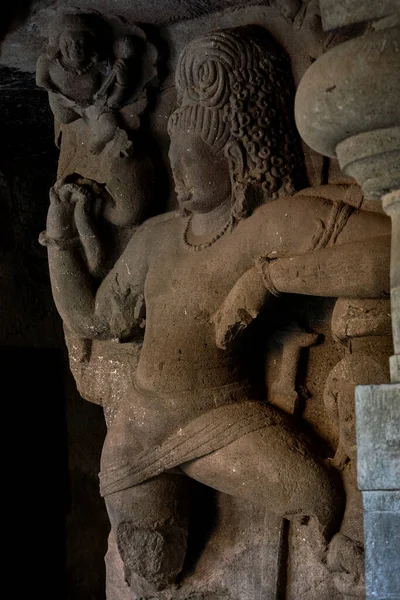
[62,313,111,341]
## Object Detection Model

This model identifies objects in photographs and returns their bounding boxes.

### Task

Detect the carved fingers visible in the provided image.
[46,180,93,242]
[46,182,77,241]
[212,266,269,349]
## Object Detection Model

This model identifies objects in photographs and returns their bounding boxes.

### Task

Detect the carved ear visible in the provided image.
[224,141,246,181]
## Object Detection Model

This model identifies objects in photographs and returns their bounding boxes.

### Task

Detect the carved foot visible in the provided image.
[326,533,365,598]
[116,521,187,591]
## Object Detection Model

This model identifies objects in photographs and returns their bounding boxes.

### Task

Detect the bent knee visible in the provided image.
[117,521,188,590]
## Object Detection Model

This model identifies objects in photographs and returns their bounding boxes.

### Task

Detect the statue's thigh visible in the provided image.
[180,427,340,519]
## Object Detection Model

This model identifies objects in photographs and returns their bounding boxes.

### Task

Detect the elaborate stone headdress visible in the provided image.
[168,26,306,220]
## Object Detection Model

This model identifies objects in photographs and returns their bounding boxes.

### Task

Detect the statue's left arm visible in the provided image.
[214,190,390,348]
[265,235,390,298]
[265,195,390,298]
[246,189,390,299]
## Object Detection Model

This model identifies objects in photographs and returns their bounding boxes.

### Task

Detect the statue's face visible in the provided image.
[169,130,232,214]
[59,30,94,63]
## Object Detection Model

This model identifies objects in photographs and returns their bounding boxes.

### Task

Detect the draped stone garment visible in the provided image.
[99,397,284,496]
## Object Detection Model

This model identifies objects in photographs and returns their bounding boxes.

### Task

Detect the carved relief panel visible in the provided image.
[34,5,392,600]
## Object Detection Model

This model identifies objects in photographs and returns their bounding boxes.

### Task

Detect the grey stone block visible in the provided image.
[363,491,400,599]
[356,384,400,491]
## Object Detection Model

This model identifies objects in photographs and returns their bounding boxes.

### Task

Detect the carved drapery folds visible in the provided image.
[37,8,395,600]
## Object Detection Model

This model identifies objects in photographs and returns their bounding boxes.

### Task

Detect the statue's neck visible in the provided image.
[59,54,91,69]
[190,198,232,238]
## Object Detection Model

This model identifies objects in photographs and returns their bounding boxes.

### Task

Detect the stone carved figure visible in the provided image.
[41,26,391,597]
[37,12,159,459]
[36,13,155,155]
[322,298,392,597]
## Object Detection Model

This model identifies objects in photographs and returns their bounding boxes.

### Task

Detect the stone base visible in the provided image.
[363,491,400,599]
[356,384,400,599]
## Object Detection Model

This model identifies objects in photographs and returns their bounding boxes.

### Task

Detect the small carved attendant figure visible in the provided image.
[42,26,391,594]
[36,13,135,154]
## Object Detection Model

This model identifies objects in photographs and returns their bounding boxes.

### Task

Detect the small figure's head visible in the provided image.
[47,13,111,65]
[168,26,305,220]
[59,28,96,64]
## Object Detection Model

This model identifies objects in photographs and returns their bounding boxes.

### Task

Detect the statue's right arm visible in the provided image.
[45,187,148,340]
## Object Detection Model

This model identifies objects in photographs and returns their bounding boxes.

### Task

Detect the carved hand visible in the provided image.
[46,183,78,241]
[212,266,270,350]
[73,191,92,232]
[46,182,92,242]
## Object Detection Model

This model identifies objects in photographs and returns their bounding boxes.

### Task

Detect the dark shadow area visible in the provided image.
[180,481,218,579]
[1,347,68,598]
[0,65,108,599]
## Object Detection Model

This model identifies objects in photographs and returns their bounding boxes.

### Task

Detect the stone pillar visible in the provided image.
[294,2,400,598]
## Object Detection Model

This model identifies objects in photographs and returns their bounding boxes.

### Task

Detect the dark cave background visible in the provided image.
[0,64,108,600]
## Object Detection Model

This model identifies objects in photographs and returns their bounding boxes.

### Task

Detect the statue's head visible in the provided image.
[48,13,111,64]
[168,26,305,221]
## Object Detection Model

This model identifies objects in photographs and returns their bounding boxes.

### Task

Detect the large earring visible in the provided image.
[224,141,245,180]
[225,141,247,222]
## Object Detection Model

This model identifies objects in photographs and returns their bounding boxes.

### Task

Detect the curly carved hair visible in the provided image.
[168,26,306,220]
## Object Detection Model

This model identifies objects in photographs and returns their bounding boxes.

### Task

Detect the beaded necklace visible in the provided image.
[183,214,232,252]
[56,57,94,75]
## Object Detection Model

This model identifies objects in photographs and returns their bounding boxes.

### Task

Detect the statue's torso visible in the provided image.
[49,61,103,106]
[136,215,255,398]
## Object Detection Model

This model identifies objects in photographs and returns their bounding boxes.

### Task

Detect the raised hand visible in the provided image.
[46,181,79,242]
[212,266,270,350]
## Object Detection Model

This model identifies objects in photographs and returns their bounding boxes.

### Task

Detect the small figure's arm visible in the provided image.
[94,37,134,108]
[36,54,81,123]
[36,54,56,92]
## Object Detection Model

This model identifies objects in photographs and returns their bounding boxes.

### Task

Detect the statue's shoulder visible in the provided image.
[253,184,341,223]
[36,53,52,83]
[140,210,179,228]
[246,184,367,255]
[292,183,360,208]
[280,183,389,245]
[135,210,181,238]
[293,182,385,214]
[256,182,383,223]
